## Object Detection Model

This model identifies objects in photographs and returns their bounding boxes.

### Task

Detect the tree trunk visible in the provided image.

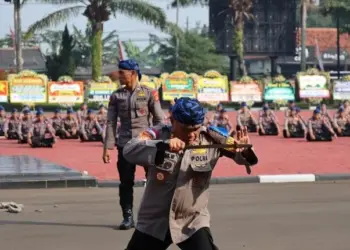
[91,22,103,81]
[300,0,307,72]
[14,0,23,72]
[234,15,247,78]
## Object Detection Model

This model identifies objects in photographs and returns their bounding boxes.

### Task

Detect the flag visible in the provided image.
[315,38,324,71]
[117,39,124,61]
[9,26,15,48]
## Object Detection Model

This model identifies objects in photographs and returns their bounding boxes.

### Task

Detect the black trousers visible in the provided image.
[80,133,103,142]
[236,124,257,133]
[0,129,4,136]
[18,135,28,144]
[31,136,54,148]
[306,125,332,142]
[7,131,18,140]
[126,228,218,250]
[117,147,147,209]
[258,124,278,136]
[59,130,79,139]
[283,129,305,138]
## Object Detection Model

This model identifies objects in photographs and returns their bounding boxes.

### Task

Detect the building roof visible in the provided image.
[296,28,350,53]
[0,47,46,72]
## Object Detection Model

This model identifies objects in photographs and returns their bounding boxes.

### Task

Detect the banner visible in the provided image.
[263,81,295,101]
[162,71,196,101]
[333,80,350,100]
[8,70,47,103]
[0,81,8,103]
[140,74,158,90]
[197,71,229,102]
[230,82,262,102]
[88,82,118,103]
[298,75,330,98]
[48,80,84,104]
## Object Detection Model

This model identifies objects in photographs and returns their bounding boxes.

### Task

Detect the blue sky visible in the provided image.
[0,0,208,49]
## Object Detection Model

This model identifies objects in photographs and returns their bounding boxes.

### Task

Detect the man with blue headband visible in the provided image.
[60,108,79,139]
[50,108,64,137]
[122,97,258,250]
[102,59,164,230]
[306,108,335,142]
[28,109,56,148]
[333,106,350,137]
[0,105,6,136]
[283,106,306,138]
[236,102,258,132]
[4,108,20,139]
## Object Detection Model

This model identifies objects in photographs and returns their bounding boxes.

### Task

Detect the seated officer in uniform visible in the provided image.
[211,108,235,136]
[28,110,56,148]
[122,97,258,250]
[236,102,257,132]
[306,109,336,142]
[96,104,107,140]
[283,106,306,138]
[50,108,64,137]
[333,106,350,137]
[61,108,79,139]
[18,109,32,143]
[4,109,20,139]
[80,109,103,142]
[295,107,307,127]
[0,105,6,136]
[258,106,279,136]
[285,100,296,117]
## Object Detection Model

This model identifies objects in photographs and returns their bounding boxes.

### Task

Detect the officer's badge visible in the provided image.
[137,91,145,97]
[156,172,165,181]
[152,90,159,102]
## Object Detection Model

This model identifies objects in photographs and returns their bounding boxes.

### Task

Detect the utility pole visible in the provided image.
[300,0,307,72]
[14,0,23,72]
[336,15,341,79]
[175,0,179,70]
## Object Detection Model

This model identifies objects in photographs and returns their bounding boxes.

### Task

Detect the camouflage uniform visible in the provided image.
[122,125,258,249]
[4,114,20,139]
[283,116,306,138]
[236,111,257,132]
[307,118,333,141]
[18,115,32,143]
[80,117,103,142]
[258,111,279,136]
[29,119,56,148]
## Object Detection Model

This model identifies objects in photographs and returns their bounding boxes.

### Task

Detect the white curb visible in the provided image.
[259,174,316,183]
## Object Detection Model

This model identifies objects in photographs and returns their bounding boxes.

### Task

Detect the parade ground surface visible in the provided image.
[1,183,350,250]
[1,110,350,186]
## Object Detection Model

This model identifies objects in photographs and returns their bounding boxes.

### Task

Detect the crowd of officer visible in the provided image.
[210,100,350,142]
[0,102,107,147]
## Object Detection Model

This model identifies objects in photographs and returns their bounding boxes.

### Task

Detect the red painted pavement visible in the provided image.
[1,110,349,180]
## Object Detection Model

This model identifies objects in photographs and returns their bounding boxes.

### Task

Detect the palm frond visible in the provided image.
[109,0,167,30]
[27,0,85,4]
[102,30,118,44]
[25,5,85,39]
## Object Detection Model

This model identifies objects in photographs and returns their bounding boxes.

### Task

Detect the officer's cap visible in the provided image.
[54,108,61,113]
[241,102,247,107]
[12,108,18,113]
[23,109,30,114]
[67,108,73,114]
[0,105,4,111]
[263,106,269,111]
[36,109,44,116]
[220,108,227,113]
[314,109,320,114]
[87,109,93,114]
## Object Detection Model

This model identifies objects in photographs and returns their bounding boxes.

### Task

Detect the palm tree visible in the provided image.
[72,24,119,67]
[25,0,168,80]
[39,30,63,54]
[0,32,40,48]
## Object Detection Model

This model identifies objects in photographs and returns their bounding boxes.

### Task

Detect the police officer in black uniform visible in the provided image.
[102,59,164,230]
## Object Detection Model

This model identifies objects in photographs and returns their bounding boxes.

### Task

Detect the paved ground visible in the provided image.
[1,182,350,250]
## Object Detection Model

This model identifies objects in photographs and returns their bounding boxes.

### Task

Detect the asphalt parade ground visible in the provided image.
[1,182,350,250]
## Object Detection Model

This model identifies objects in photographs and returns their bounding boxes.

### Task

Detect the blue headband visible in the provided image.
[0,106,4,111]
[12,108,17,113]
[171,97,205,126]
[263,106,269,111]
[87,109,93,114]
[241,102,247,107]
[23,109,30,114]
[67,108,73,114]
[36,110,43,116]
[54,108,61,113]
[118,59,142,81]
[314,109,320,114]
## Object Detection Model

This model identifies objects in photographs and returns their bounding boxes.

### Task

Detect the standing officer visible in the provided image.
[122,97,258,250]
[102,59,164,230]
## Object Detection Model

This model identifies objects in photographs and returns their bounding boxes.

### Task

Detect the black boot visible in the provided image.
[118,207,135,230]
